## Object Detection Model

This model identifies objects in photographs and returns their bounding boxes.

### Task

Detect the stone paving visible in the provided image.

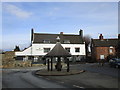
[35,69,85,76]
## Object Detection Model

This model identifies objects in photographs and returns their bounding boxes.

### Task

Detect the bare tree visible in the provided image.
[83,35,91,59]
[14,45,20,51]
[116,36,120,58]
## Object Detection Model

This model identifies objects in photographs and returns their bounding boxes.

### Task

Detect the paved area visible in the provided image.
[35,69,85,76]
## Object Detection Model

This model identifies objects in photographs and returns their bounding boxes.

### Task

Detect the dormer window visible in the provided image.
[43,40,50,43]
[64,40,70,43]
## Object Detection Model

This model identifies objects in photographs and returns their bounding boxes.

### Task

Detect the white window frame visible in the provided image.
[100,55,105,59]
[109,49,113,53]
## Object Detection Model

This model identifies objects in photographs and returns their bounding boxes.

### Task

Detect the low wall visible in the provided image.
[14,60,32,67]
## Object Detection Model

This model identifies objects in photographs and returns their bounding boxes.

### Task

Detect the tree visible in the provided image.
[83,35,91,60]
[0,49,4,54]
[14,45,20,51]
[116,37,120,58]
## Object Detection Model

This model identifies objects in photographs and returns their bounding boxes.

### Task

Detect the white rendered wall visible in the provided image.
[15,47,32,56]
[15,43,86,56]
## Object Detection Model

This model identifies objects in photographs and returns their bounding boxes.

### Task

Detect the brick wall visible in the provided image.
[14,60,32,67]
[2,51,15,68]
[94,47,116,61]
[4,51,15,60]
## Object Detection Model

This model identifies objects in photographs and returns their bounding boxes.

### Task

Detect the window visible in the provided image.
[43,40,50,43]
[109,49,113,53]
[34,57,38,62]
[28,56,34,60]
[100,55,104,59]
[64,40,70,43]
[65,48,70,52]
[44,48,50,53]
[75,48,80,52]
[23,57,28,61]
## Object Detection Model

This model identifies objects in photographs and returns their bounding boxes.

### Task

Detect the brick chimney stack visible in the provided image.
[31,28,34,43]
[118,34,120,39]
[99,34,103,40]
[60,32,63,34]
[79,29,83,37]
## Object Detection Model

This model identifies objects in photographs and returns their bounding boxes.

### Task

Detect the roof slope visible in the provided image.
[44,42,71,57]
[33,33,83,44]
[92,39,118,47]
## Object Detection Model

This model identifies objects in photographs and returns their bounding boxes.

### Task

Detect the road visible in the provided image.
[2,63,120,89]
[2,68,72,89]
[70,63,120,78]
[44,63,119,88]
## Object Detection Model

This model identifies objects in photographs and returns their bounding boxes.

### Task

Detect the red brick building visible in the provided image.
[91,34,118,62]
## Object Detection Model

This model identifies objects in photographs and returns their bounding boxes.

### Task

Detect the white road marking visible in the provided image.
[73,85,84,88]
[46,78,50,80]
[41,87,45,88]
[59,82,64,83]
[38,76,42,77]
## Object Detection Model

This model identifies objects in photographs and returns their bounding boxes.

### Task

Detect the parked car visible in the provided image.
[109,58,120,68]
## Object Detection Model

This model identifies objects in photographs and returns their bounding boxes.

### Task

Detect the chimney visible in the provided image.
[118,34,120,39]
[99,34,103,40]
[31,28,34,43]
[79,29,83,37]
[60,32,63,34]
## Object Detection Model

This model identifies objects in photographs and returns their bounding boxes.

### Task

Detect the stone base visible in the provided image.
[35,69,85,76]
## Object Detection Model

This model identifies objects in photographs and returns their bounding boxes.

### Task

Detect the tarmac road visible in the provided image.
[44,63,119,88]
[2,63,120,89]
[2,69,72,89]
[70,63,120,78]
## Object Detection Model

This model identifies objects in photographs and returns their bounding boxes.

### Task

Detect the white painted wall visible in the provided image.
[15,43,86,56]
[15,47,32,56]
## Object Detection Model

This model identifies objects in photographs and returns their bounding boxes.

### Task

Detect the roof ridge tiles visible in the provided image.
[34,33,79,36]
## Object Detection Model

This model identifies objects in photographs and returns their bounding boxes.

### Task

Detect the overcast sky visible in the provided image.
[1,1,119,51]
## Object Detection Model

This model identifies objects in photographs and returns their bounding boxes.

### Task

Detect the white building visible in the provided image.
[15,29,86,62]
